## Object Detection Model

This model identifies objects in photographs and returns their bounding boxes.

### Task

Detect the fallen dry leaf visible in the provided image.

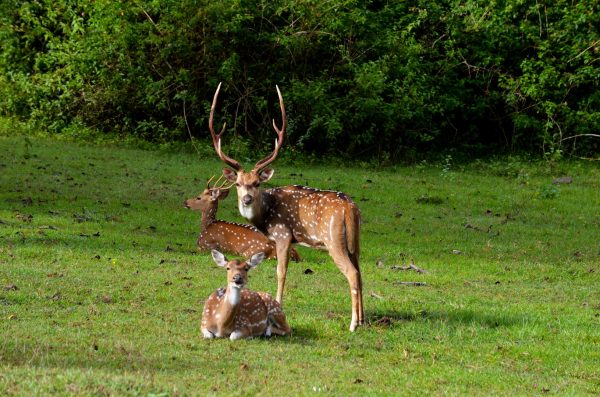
[394,281,427,287]
[374,316,392,326]
[552,176,572,185]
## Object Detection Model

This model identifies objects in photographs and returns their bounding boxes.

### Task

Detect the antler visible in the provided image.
[209,83,242,171]
[206,174,234,191]
[205,175,216,189]
[253,85,286,172]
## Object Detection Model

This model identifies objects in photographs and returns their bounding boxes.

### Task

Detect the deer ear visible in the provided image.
[248,252,266,268]
[218,189,230,200]
[259,168,274,183]
[223,168,237,183]
[211,250,228,267]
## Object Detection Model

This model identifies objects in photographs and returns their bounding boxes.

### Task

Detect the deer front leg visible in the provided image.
[201,328,215,339]
[274,231,292,304]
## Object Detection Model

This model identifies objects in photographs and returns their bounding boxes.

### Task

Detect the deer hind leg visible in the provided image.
[329,248,363,332]
[258,292,291,336]
[229,330,246,340]
[350,251,365,326]
[268,309,291,336]
[269,324,290,336]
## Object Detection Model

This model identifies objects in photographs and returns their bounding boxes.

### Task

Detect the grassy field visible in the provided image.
[0,136,598,396]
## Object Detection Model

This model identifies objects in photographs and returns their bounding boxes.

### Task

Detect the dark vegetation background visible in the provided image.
[1,0,598,162]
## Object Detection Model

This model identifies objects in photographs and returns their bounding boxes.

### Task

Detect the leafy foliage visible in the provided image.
[1,0,598,160]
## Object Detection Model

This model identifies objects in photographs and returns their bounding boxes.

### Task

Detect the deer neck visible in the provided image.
[216,286,242,329]
[243,191,274,228]
[200,204,218,231]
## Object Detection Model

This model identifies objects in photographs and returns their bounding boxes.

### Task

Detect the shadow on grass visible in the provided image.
[366,307,527,329]
[286,323,320,344]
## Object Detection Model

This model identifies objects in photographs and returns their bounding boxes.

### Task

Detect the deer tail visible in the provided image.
[345,204,361,268]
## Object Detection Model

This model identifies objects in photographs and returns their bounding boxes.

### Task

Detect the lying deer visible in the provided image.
[208,83,364,331]
[184,176,300,261]
[201,250,291,340]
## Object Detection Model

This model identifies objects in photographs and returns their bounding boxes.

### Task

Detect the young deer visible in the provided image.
[201,250,291,340]
[208,83,364,331]
[184,176,300,261]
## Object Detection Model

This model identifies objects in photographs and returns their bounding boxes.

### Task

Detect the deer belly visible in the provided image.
[293,230,327,250]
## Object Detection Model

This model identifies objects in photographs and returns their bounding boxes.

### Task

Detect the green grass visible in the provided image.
[0,136,598,396]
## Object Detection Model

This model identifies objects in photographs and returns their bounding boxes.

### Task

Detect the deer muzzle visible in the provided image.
[242,194,253,206]
[232,274,244,287]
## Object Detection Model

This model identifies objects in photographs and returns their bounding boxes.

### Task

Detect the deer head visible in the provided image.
[211,249,265,290]
[209,83,285,221]
[184,175,231,213]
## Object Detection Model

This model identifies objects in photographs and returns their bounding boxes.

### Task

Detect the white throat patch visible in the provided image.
[228,285,241,306]
[239,203,256,220]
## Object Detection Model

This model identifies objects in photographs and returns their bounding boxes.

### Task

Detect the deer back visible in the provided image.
[261,185,360,252]
[198,221,275,258]
[198,221,302,261]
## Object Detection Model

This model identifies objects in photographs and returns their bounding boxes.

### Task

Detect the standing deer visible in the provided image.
[201,250,291,340]
[184,176,300,261]
[208,83,364,331]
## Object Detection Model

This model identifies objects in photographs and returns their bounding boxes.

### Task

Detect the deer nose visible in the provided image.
[242,195,253,206]
[183,200,190,208]
[233,274,243,285]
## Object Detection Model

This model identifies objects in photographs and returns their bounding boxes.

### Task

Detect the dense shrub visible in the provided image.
[1,0,598,160]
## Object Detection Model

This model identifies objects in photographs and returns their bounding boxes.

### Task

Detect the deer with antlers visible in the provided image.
[184,176,300,261]
[201,250,291,340]
[208,83,364,331]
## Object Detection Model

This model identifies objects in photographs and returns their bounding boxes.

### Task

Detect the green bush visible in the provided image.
[1,0,598,160]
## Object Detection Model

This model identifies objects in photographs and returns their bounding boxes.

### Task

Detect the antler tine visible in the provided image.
[205,175,216,189]
[209,83,242,171]
[214,174,229,190]
[253,85,286,172]
[217,178,231,190]
[209,174,224,189]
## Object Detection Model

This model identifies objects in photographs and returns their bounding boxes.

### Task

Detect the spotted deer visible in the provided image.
[184,176,300,261]
[201,250,291,340]
[208,83,364,331]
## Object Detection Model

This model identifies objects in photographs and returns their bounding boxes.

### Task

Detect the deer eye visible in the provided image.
[252,181,260,187]
[235,183,241,187]
[226,267,230,270]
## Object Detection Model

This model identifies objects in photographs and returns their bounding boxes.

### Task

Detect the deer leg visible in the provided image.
[330,250,363,332]
[274,237,292,304]
[353,259,365,326]
[229,330,247,340]
[269,325,290,336]
[201,328,215,339]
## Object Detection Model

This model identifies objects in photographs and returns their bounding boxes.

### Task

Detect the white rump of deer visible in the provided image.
[201,250,291,340]
[208,82,364,331]
[184,175,300,261]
